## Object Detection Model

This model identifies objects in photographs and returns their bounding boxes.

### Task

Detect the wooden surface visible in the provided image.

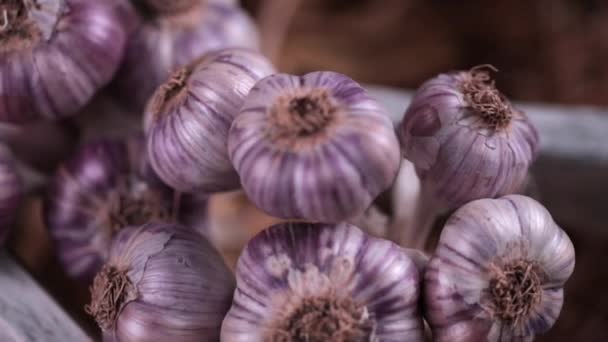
[0,250,91,342]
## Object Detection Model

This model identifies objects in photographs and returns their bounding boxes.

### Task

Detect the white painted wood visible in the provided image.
[0,250,92,342]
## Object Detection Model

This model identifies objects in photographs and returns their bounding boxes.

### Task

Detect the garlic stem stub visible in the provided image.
[0,144,22,246]
[228,72,401,222]
[114,0,260,112]
[398,66,539,210]
[221,222,425,342]
[0,0,133,123]
[86,223,235,342]
[424,195,575,341]
[44,137,205,282]
[145,48,275,194]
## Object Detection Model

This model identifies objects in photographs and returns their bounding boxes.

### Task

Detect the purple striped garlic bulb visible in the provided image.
[221,222,425,341]
[86,223,234,341]
[0,0,133,123]
[228,72,401,222]
[425,195,575,341]
[0,144,22,246]
[44,137,206,282]
[145,48,275,194]
[398,66,539,210]
[113,0,260,112]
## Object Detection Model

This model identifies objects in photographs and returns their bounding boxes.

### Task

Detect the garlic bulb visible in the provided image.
[398,67,539,210]
[86,223,234,341]
[114,0,260,112]
[44,137,205,282]
[0,0,133,123]
[0,144,22,245]
[228,72,401,222]
[221,222,425,341]
[145,48,275,193]
[425,195,575,341]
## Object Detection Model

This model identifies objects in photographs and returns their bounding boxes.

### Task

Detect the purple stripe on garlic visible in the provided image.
[424,195,575,341]
[228,72,401,222]
[0,0,134,123]
[86,223,234,342]
[399,67,539,210]
[0,144,22,245]
[145,48,275,193]
[221,222,425,342]
[113,1,260,112]
[44,137,206,282]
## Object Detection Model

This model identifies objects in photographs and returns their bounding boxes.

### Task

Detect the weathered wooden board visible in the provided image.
[368,85,608,236]
[0,250,92,342]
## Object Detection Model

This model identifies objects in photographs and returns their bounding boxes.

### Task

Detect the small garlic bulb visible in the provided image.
[425,195,575,341]
[228,72,401,222]
[221,222,425,342]
[398,67,539,210]
[86,223,235,341]
[145,48,275,193]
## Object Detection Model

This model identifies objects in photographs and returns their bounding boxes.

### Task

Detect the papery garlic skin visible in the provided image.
[221,222,425,342]
[228,72,401,222]
[398,70,539,210]
[0,145,22,245]
[424,195,575,342]
[146,48,275,193]
[0,0,133,123]
[87,223,234,342]
[114,1,260,112]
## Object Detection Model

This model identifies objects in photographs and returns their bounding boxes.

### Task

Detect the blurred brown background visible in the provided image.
[245,0,608,105]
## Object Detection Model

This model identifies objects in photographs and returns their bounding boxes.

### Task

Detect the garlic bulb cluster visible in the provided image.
[86,223,234,341]
[114,0,260,111]
[44,137,197,282]
[425,195,575,341]
[0,144,22,245]
[398,66,539,210]
[146,48,275,193]
[228,71,401,222]
[221,222,425,342]
[0,0,133,123]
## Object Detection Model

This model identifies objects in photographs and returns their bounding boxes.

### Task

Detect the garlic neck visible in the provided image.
[86,265,137,331]
[267,88,339,149]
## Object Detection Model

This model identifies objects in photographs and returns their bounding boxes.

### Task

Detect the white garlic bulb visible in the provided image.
[425,195,575,341]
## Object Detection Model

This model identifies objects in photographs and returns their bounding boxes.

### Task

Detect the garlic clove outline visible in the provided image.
[228,71,401,222]
[221,222,425,342]
[424,195,575,341]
